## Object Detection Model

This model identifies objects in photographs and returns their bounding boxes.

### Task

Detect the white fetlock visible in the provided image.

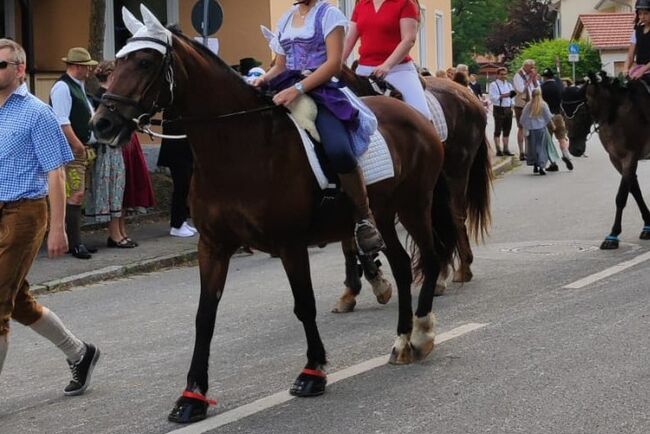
[410,313,436,361]
[389,333,414,365]
[369,270,393,305]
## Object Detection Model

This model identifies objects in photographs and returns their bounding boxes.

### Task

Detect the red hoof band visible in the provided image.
[290,368,327,397]
[301,368,327,378]
[182,390,217,406]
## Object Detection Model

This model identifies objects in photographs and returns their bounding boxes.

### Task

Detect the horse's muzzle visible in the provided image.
[91,108,134,147]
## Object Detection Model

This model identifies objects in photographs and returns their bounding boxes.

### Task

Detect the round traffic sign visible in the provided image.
[191,0,224,36]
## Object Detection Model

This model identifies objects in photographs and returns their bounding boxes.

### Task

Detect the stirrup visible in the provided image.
[354,219,385,255]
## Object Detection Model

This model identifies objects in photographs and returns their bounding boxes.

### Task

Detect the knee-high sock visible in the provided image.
[562,148,571,159]
[0,334,8,376]
[65,204,82,247]
[30,308,85,363]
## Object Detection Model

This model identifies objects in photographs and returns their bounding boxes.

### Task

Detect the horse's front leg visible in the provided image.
[168,238,237,423]
[332,238,362,313]
[281,244,328,397]
[602,159,637,249]
[629,176,650,240]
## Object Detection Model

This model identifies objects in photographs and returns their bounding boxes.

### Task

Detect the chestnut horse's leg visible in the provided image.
[169,238,237,424]
[629,176,650,239]
[280,244,328,397]
[601,158,637,250]
[331,239,362,313]
[448,179,474,284]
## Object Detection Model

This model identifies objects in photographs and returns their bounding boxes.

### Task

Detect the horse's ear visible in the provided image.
[141,4,165,32]
[122,6,143,36]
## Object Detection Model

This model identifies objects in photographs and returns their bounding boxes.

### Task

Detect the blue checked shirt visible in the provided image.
[0,83,73,202]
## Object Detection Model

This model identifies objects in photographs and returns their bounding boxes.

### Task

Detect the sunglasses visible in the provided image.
[0,60,20,69]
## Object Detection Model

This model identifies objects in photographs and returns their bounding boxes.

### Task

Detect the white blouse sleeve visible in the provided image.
[631,30,637,45]
[322,6,348,38]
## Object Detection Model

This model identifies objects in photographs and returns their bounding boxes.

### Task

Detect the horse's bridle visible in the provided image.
[560,98,587,120]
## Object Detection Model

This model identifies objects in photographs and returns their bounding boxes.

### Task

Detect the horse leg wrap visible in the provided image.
[290,367,327,397]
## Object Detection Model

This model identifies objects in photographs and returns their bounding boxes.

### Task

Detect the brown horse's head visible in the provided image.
[562,83,591,157]
[92,6,175,146]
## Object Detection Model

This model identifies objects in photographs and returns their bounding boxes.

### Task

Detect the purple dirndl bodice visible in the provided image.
[277,4,329,71]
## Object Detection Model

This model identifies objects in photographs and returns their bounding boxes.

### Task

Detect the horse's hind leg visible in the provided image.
[374,214,415,365]
[280,244,328,397]
[630,176,650,239]
[332,239,362,313]
[169,239,237,424]
[399,210,439,362]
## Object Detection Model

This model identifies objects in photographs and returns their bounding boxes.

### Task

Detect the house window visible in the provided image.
[418,7,427,69]
[435,11,444,70]
[104,0,178,59]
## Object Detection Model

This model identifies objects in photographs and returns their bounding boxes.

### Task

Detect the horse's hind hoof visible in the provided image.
[290,368,327,397]
[600,236,620,250]
[168,396,209,424]
[640,226,650,240]
[452,268,473,283]
[331,290,356,313]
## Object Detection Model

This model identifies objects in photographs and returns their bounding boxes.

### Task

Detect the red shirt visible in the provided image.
[352,0,419,66]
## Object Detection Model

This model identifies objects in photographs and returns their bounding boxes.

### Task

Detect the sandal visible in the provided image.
[107,237,137,248]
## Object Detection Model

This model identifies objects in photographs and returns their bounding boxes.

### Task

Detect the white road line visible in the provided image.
[563,251,650,289]
[168,322,488,434]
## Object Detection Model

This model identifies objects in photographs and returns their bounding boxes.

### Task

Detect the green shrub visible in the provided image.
[510,39,602,79]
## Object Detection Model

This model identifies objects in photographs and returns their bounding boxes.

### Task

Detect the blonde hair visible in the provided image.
[0,38,27,64]
[528,88,544,117]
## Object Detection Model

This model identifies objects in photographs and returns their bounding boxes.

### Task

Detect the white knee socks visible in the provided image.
[30,308,85,363]
[0,334,8,376]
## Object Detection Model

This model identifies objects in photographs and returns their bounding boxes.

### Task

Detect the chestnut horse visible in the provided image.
[333,67,492,312]
[91,19,458,423]
[562,73,650,249]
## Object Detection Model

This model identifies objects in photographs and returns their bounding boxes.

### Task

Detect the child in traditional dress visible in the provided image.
[520,88,554,175]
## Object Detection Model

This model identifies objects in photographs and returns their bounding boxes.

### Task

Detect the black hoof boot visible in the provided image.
[600,235,620,250]
[168,391,216,424]
[640,226,650,240]
[289,368,327,397]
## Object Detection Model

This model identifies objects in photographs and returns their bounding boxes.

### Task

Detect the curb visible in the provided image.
[31,249,198,296]
[491,155,520,177]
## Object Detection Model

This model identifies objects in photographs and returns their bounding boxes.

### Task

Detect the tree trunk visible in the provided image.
[88,0,106,94]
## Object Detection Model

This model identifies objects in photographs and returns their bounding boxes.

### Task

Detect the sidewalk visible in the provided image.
[29,156,518,295]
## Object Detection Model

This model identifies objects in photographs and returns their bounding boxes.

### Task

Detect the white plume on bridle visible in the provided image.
[116,4,172,58]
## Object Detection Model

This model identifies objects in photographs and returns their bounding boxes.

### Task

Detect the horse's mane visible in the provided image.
[167,25,274,105]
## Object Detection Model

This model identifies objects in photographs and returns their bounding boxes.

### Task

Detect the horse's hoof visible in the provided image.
[331,291,356,313]
[290,368,327,397]
[600,236,620,250]
[452,268,473,283]
[370,273,392,305]
[388,335,414,365]
[412,340,435,361]
[434,281,447,296]
[640,226,650,240]
[410,313,436,361]
[168,396,209,424]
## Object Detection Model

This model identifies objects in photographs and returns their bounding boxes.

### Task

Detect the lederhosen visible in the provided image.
[493,80,513,137]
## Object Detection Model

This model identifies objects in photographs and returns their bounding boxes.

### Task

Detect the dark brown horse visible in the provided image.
[333,66,492,312]
[91,18,458,423]
[562,73,650,248]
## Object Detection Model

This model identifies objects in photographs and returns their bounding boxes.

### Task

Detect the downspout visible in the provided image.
[19,0,35,91]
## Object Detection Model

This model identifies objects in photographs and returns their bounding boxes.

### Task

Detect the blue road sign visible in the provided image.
[568,43,580,54]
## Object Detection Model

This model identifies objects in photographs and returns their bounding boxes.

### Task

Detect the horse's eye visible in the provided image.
[138,59,152,69]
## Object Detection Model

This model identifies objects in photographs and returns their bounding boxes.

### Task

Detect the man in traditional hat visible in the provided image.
[0,38,100,396]
[50,47,99,259]
[540,67,573,171]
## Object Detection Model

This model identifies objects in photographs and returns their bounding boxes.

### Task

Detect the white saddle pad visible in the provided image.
[288,114,395,190]
[425,91,448,142]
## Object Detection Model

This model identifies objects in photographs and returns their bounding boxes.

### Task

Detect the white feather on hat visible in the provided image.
[115,4,172,59]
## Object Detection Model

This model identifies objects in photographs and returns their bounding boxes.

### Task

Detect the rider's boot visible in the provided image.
[339,167,386,255]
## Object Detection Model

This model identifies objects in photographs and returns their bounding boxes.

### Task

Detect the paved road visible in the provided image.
[2,136,649,434]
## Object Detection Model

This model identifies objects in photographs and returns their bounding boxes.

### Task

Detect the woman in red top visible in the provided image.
[343,0,432,120]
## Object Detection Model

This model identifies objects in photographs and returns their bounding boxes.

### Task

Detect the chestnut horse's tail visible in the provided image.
[466,134,493,243]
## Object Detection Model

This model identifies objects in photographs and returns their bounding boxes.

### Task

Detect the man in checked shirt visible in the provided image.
[0,39,100,396]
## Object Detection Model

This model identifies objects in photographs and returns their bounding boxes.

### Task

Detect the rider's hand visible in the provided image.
[372,64,391,79]
[272,86,301,107]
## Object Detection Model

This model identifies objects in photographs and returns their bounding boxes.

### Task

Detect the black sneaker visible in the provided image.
[562,156,574,171]
[64,343,100,396]
[496,150,504,157]
[546,162,559,172]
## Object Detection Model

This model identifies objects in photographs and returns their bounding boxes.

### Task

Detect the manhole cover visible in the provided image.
[501,241,599,256]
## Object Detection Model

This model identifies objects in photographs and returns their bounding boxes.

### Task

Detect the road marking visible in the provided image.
[563,251,650,289]
[168,322,488,434]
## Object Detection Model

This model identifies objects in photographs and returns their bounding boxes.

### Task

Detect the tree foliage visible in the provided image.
[451,0,508,66]
[486,0,557,62]
[510,39,602,80]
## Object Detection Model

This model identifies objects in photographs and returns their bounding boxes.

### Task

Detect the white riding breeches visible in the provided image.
[356,61,433,121]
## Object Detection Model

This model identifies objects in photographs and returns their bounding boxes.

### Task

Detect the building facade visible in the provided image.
[2,0,452,102]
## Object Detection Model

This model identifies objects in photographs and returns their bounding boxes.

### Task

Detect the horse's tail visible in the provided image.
[466,134,493,243]
[413,174,459,279]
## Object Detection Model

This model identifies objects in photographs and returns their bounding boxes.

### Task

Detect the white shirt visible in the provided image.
[512,69,539,108]
[489,79,514,107]
[50,75,96,143]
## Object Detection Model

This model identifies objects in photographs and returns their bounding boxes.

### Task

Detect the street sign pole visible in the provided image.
[202,0,209,46]
[572,62,576,84]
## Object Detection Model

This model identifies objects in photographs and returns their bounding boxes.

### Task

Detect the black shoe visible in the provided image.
[503,151,514,156]
[69,244,92,259]
[533,165,539,173]
[539,168,546,175]
[519,153,526,161]
[496,150,504,157]
[64,343,100,396]
[547,162,559,172]
[562,156,574,171]
[86,245,98,253]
